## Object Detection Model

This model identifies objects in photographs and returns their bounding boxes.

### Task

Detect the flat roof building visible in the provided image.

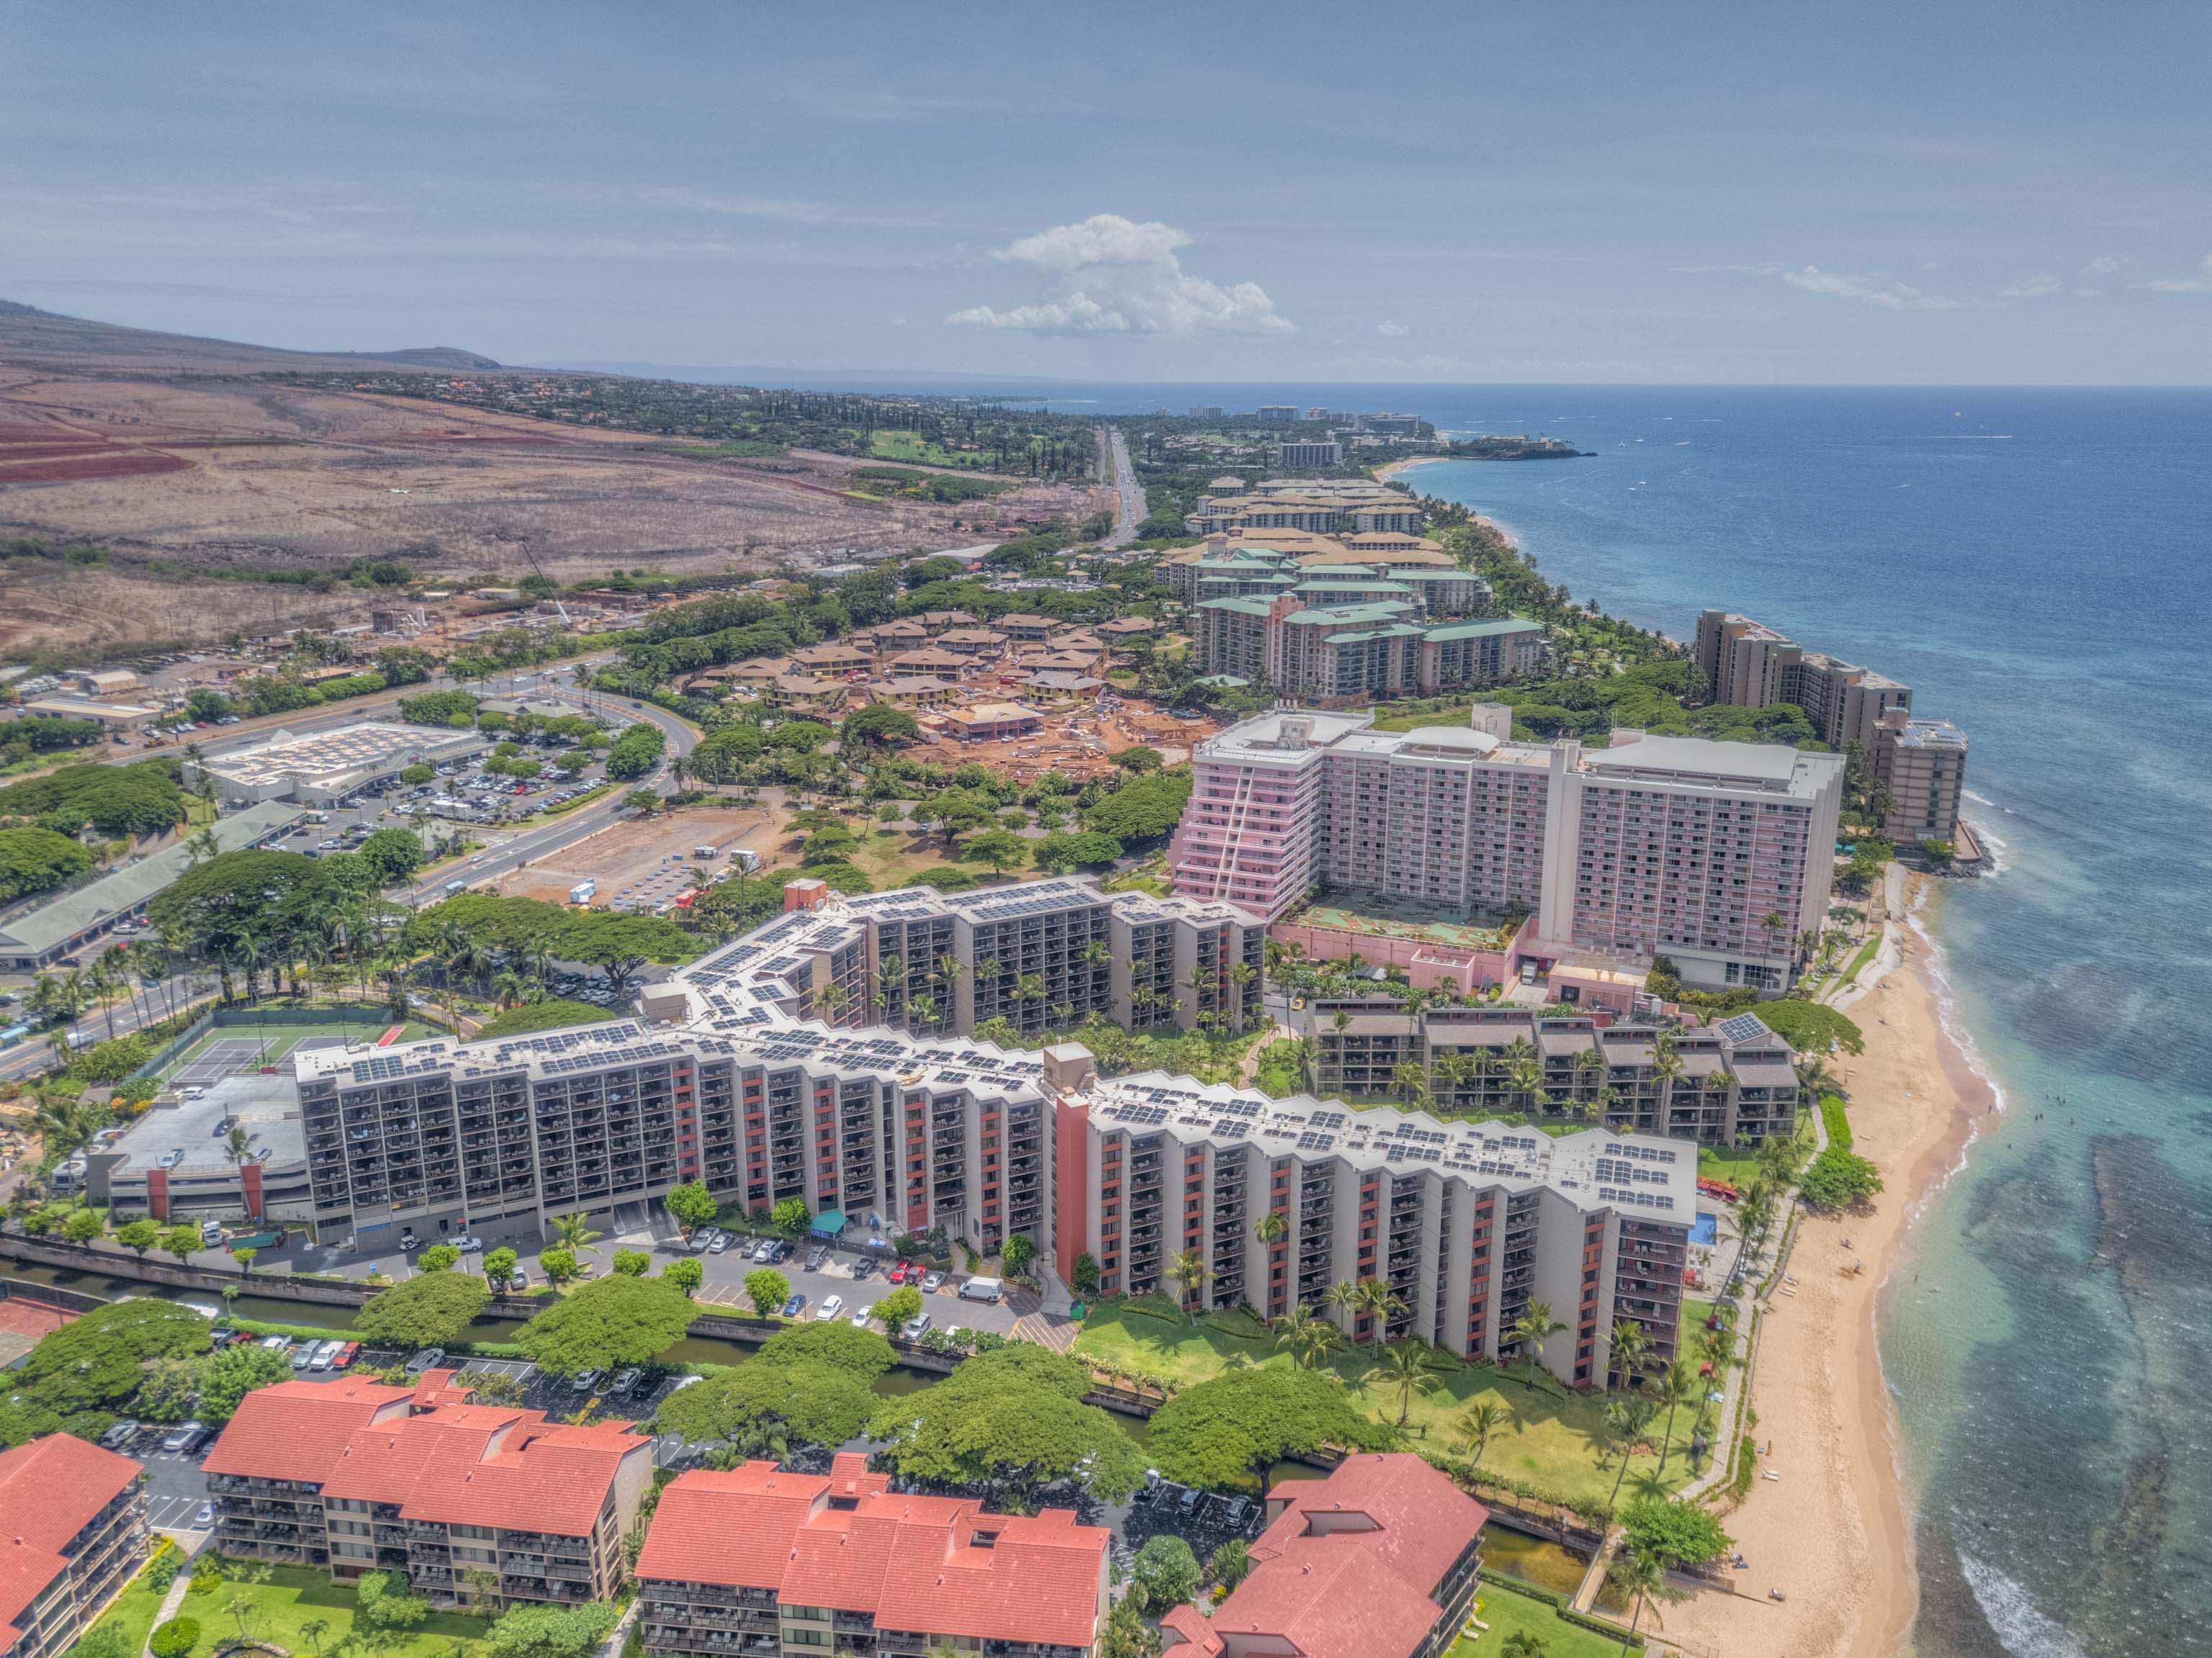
[87,1071,313,1225]
[1170,708,1843,991]
[1875,709,1969,844]
[190,723,484,805]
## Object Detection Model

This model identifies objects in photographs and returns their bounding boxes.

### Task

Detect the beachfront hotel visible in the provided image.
[282,909,1693,1389]
[1168,706,1845,994]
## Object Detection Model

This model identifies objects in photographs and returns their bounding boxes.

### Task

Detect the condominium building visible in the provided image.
[1303,1004,1802,1143]
[1169,708,1845,991]
[0,1436,146,1658]
[1194,594,1540,703]
[289,933,1698,1388]
[637,1454,1110,1658]
[202,1371,651,1606]
[1694,609,1915,752]
[1160,1455,1483,1658]
[1276,437,1342,468]
[1062,1047,1693,1389]
[1873,708,1969,843]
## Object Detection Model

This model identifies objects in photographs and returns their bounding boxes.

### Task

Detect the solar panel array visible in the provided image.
[1717,1012,1772,1047]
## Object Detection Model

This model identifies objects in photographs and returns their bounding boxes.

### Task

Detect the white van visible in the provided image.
[958,1276,1003,1304]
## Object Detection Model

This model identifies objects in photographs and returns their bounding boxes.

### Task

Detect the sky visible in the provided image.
[3,1,2209,385]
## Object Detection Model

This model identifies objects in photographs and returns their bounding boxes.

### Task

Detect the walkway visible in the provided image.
[139,1533,212,1658]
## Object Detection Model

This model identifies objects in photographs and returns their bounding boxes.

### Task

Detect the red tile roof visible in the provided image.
[0,1435,140,1648]
[205,1380,647,1538]
[639,1461,1105,1651]
[200,1377,413,1484]
[1194,1454,1487,1658]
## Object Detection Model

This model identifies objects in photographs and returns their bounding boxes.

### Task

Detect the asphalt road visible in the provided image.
[1100,424,1146,549]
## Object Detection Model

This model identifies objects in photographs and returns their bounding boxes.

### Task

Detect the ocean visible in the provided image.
[1042,381,2210,1658]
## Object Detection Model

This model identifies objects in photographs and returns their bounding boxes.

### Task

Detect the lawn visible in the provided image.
[866,430,997,469]
[174,1564,495,1658]
[1074,1306,1703,1509]
[76,1544,177,1658]
[1448,1580,1640,1658]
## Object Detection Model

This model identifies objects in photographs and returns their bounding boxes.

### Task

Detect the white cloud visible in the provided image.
[1999,274,2060,299]
[2085,255,2121,275]
[1780,266,1959,310]
[946,213,1294,336]
[2142,255,2212,294]
[1376,319,1409,337]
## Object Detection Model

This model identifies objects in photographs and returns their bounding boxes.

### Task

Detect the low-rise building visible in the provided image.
[0,801,304,970]
[0,1436,147,1658]
[87,1072,313,1223]
[1160,1455,1483,1658]
[190,724,483,805]
[637,1455,1110,1658]
[17,697,158,733]
[204,1371,651,1607]
[937,701,1043,742]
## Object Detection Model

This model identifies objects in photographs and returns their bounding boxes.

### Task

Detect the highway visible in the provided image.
[1099,423,1146,549]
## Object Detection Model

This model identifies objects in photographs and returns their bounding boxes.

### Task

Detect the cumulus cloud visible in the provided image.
[1779,266,1960,310]
[1999,274,2060,299]
[946,214,1293,336]
[2143,254,2212,293]
[1376,319,1408,337]
[2085,255,2121,275]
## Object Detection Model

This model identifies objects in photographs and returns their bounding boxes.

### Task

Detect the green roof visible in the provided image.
[1284,602,1419,626]
[1197,596,1279,617]
[1422,617,1545,642]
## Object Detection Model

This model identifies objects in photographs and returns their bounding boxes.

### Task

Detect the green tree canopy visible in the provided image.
[1797,1148,1884,1210]
[195,1342,295,1422]
[867,1346,1143,1501]
[1753,1000,1864,1056]
[1146,1368,1383,1490]
[355,828,426,883]
[750,1321,896,1380]
[355,1271,491,1349]
[515,1274,697,1377]
[14,1297,210,1414]
[656,1357,876,1451]
[1131,1533,1200,1611]
[744,1268,791,1318]
[664,1181,718,1240]
[1081,771,1192,846]
[1619,1496,1733,1567]
[0,826,95,901]
[485,1602,618,1658]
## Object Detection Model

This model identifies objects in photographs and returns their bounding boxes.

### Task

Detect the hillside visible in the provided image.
[0,302,1103,657]
[0,299,500,374]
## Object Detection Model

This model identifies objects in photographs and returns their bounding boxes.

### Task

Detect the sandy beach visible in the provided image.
[1663,880,1998,1658]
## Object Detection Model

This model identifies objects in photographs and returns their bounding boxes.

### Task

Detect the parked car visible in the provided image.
[902,1312,932,1341]
[805,1246,829,1271]
[398,1230,420,1251]
[331,1342,360,1369]
[707,1231,732,1254]
[751,1238,777,1263]
[161,1421,207,1454]
[921,1271,945,1293]
[848,1256,877,1281]
[815,1294,844,1321]
[850,1305,873,1328]
[258,1335,291,1354]
[405,1347,446,1374]
[192,1501,215,1527]
[780,1293,806,1318]
[99,1420,140,1449]
[609,1368,642,1395]
[568,1369,603,1395]
[454,1233,484,1253]
[886,1262,910,1285]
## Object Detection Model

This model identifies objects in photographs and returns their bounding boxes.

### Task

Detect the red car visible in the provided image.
[331,1342,361,1370]
[887,1263,909,1284]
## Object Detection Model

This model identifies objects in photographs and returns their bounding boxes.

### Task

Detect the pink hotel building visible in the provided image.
[1169,706,1844,991]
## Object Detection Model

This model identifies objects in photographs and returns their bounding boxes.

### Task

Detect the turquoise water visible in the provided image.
[1386,386,2212,1658]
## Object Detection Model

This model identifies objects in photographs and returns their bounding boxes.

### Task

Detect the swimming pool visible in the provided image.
[1689,1211,1717,1245]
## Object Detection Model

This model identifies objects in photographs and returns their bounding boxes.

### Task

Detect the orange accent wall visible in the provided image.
[1053,1099,1089,1284]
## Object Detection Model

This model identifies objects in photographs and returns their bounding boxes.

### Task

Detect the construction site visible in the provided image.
[499,801,784,914]
[914,696,1228,782]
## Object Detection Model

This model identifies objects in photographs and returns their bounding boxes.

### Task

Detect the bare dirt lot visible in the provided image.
[500,802,788,910]
[0,310,1104,653]
[921,700,1227,781]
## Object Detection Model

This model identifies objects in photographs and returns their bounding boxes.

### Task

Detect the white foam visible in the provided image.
[1956,1550,2090,1658]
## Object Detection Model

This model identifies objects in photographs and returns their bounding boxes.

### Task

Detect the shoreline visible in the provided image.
[1664,875,1999,1658]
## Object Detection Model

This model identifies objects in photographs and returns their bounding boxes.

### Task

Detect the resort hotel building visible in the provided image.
[1696,607,1972,846]
[284,880,1703,1389]
[1169,706,1845,994]
[0,1436,148,1658]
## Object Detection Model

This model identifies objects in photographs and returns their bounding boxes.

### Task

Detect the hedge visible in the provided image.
[1820,1092,1853,1151]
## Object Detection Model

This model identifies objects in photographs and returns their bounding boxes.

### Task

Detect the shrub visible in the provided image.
[151,1618,199,1658]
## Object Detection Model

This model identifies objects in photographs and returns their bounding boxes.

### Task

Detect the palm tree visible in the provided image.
[1323,1277,1361,1338]
[1254,1209,1288,1251]
[1604,1393,1660,1505]
[1352,1277,1406,1355]
[1608,1317,1653,1393]
[1377,1343,1444,1426]
[1652,1356,1702,1477]
[1269,1304,1338,1370]
[1503,1301,1565,1382]
[223,1125,253,1173]
[1166,1248,1208,1321]
[1015,972,1047,1009]
[1452,1399,1511,1469]
[1502,1050,1545,1118]
[1605,1544,1682,1656]
[811,981,850,1024]
[551,1209,603,1269]
[298,1619,331,1658]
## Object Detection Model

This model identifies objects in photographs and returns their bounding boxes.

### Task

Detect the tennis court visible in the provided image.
[160,1020,438,1084]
